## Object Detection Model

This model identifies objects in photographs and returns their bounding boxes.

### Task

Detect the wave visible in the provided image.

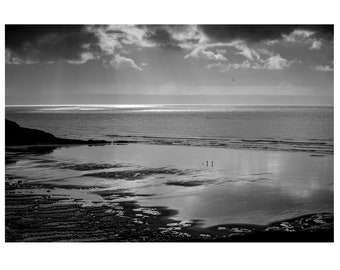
[107,134,333,154]
[7,104,333,113]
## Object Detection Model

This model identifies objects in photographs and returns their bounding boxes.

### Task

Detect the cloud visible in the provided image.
[206,62,229,72]
[265,39,279,46]
[5,24,333,73]
[263,54,291,70]
[88,25,153,51]
[232,41,261,61]
[308,25,334,40]
[216,49,227,54]
[139,25,205,49]
[85,25,204,52]
[5,49,37,65]
[257,48,274,56]
[184,46,227,61]
[199,25,333,43]
[310,40,322,50]
[199,25,294,43]
[206,61,252,72]
[5,25,99,64]
[283,30,314,43]
[311,65,333,72]
[141,25,181,49]
[206,54,292,72]
[87,26,122,55]
[109,54,142,71]
[5,25,145,72]
[67,52,95,65]
[190,40,294,72]
[203,41,293,72]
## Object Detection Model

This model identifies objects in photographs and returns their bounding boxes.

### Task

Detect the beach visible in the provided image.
[5,105,334,242]
[5,134,333,241]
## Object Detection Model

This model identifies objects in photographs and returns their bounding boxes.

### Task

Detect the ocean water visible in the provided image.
[6,105,334,154]
[5,105,334,227]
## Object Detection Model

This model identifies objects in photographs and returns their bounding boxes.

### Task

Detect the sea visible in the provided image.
[5,105,334,227]
[5,105,334,154]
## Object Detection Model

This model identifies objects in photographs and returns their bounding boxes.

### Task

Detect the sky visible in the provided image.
[5,25,334,105]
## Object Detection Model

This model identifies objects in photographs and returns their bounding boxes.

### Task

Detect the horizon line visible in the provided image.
[5,103,334,107]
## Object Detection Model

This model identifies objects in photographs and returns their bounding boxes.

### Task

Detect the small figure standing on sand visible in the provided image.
[202,161,214,167]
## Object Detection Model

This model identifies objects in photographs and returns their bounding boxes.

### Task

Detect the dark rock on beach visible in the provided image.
[5,119,110,146]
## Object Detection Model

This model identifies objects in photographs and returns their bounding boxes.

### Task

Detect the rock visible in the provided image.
[5,119,110,146]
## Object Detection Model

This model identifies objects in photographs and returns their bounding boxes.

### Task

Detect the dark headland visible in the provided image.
[5,119,110,146]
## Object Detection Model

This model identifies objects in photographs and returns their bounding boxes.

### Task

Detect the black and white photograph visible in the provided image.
[5,23,334,242]
[1,0,338,269]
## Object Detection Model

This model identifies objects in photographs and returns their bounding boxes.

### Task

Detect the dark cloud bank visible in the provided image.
[5,25,99,63]
[199,25,333,43]
[5,24,333,64]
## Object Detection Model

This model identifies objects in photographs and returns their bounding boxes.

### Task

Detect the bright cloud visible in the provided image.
[310,40,322,50]
[184,47,227,61]
[68,52,95,65]
[109,54,142,71]
[206,53,292,72]
[87,26,121,55]
[263,54,291,70]
[283,30,314,43]
[233,41,261,61]
[168,25,207,49]
[311,65,333,72]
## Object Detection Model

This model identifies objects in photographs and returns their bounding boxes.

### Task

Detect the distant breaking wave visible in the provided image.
[107,134,333,155]
[7,104,333,113]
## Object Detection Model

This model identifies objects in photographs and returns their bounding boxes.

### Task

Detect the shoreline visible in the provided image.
[5,168,333,242]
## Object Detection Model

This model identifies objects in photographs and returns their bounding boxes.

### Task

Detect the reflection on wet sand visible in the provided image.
[6,143,333,227]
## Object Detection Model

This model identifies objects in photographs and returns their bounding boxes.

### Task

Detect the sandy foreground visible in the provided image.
[5,146,333,242]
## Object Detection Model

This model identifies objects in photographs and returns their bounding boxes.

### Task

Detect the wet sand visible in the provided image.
[5,178,333,242]
[5,145,333,242]
[44,143,333,227]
